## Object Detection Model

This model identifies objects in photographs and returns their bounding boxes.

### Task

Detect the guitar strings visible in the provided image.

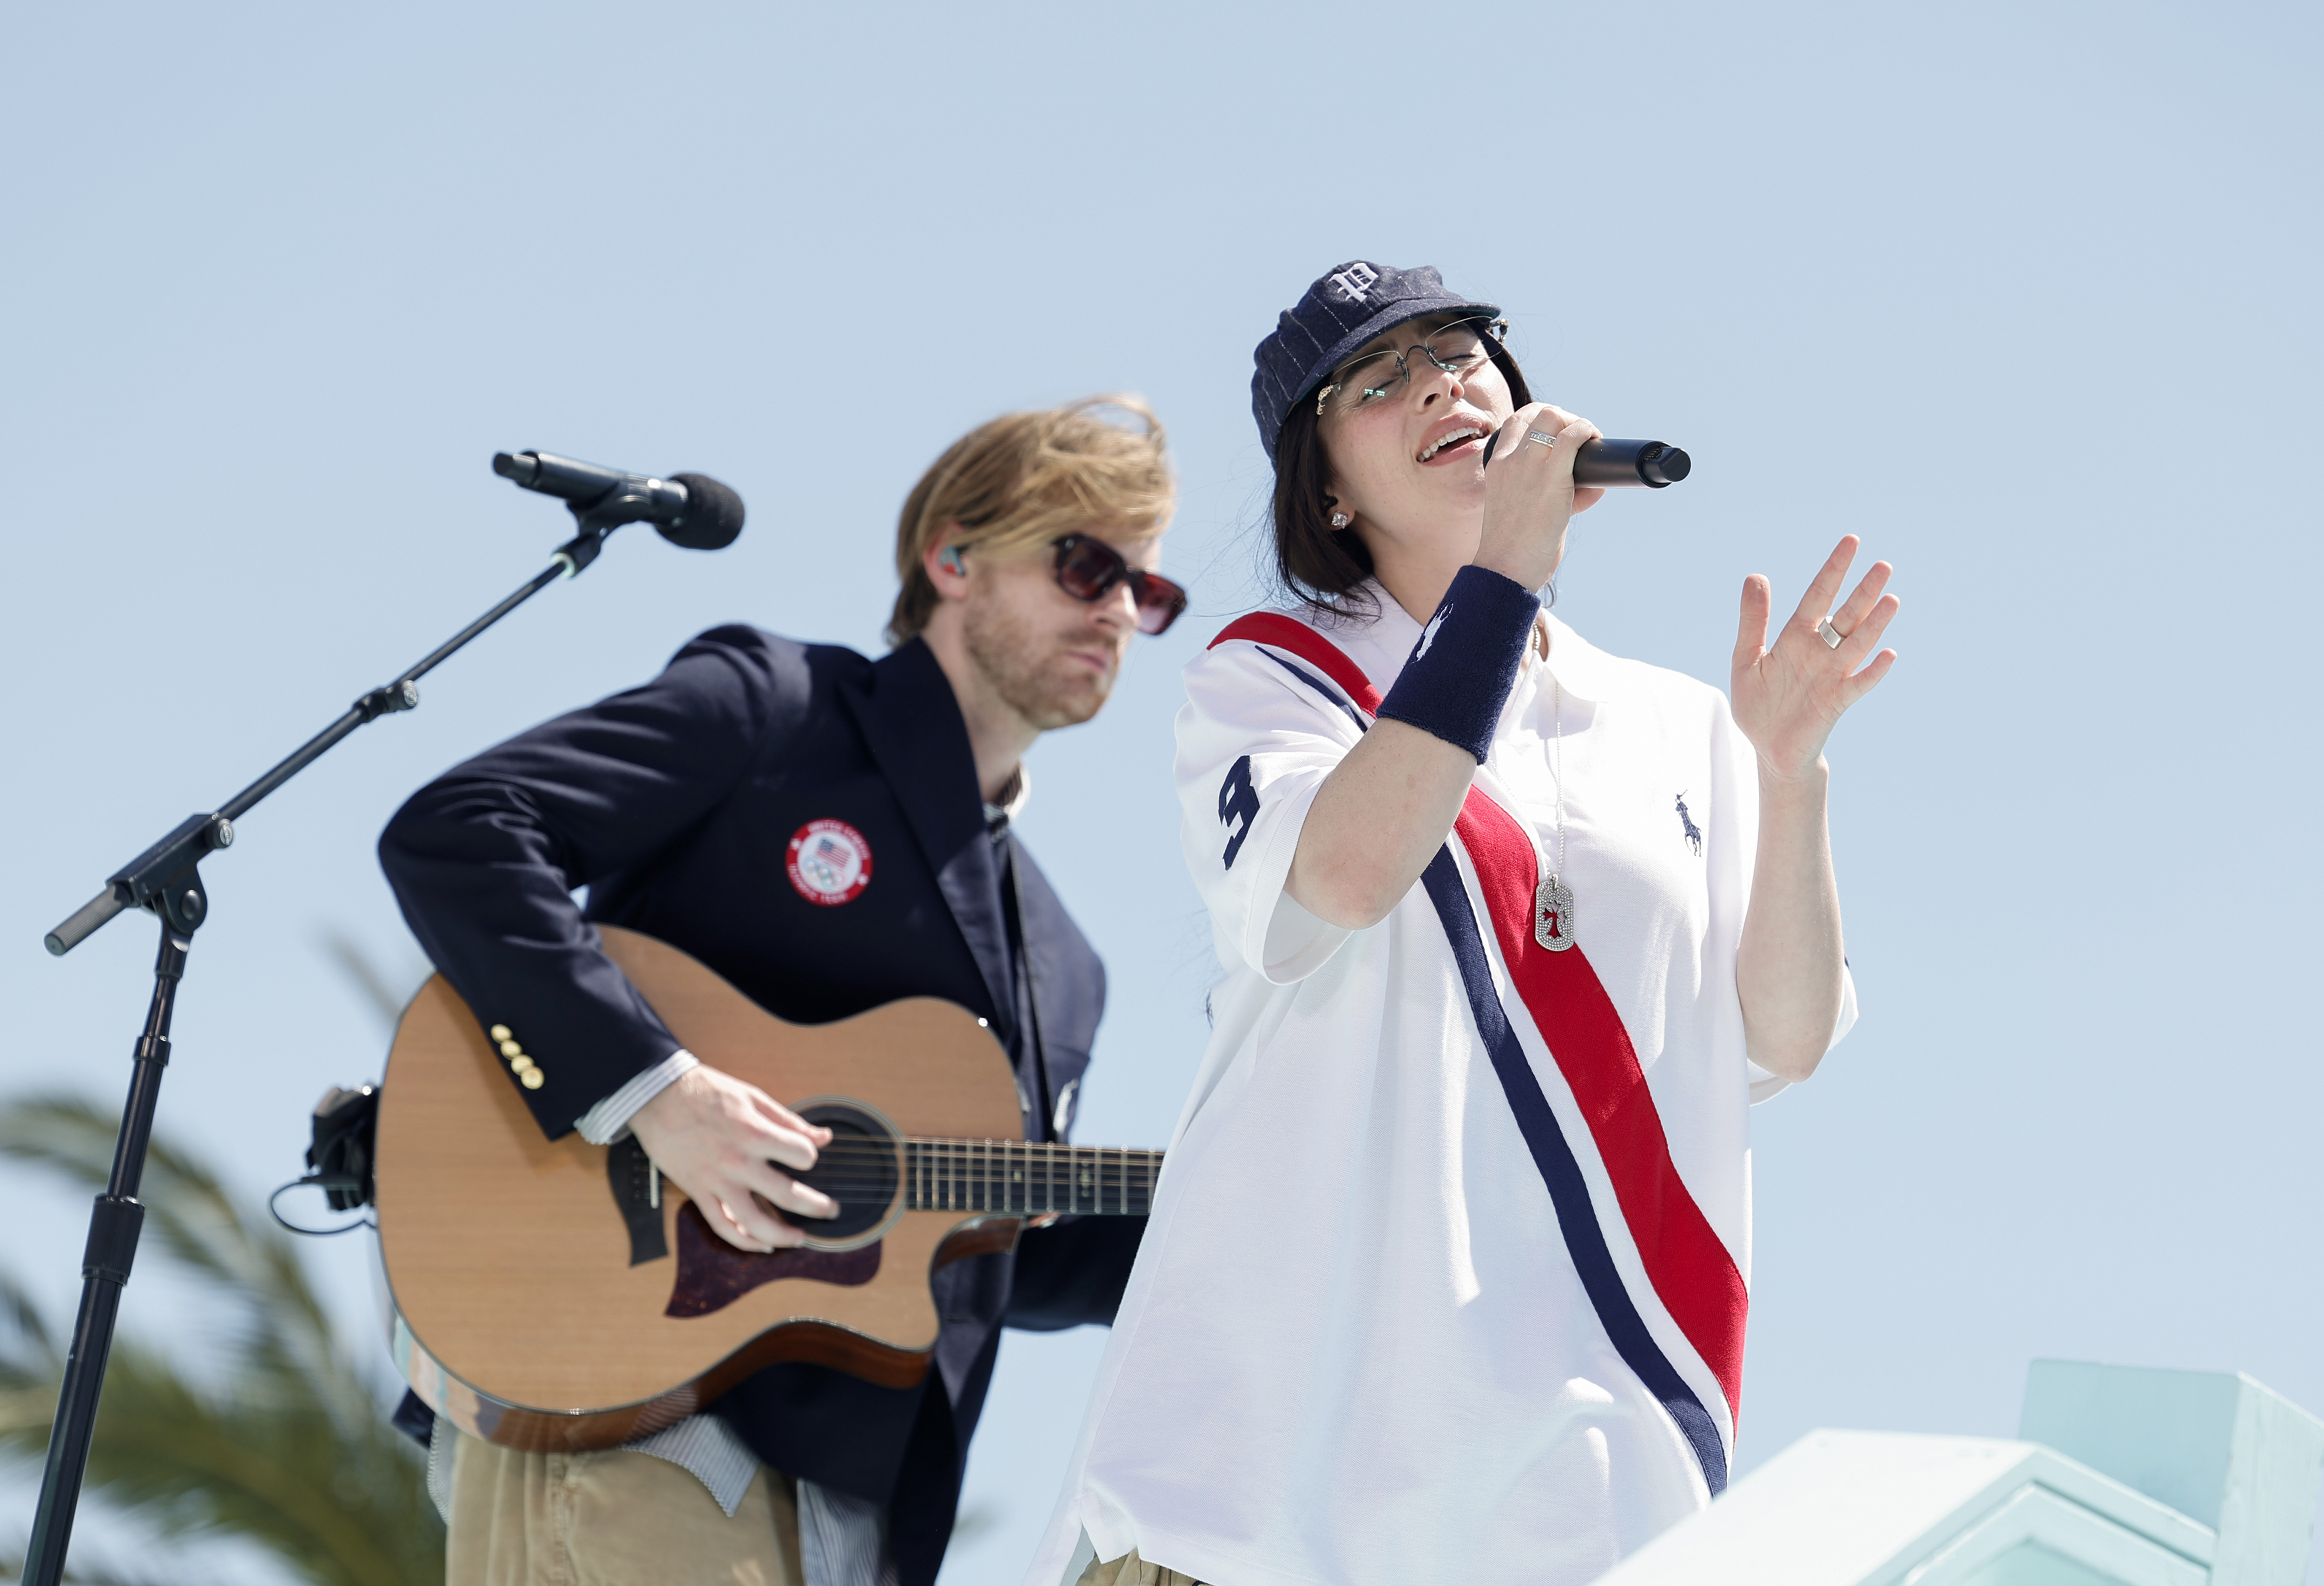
[799,1149,1162,1172]
[782,1143,1160,1179]
[791,1144,1134,1154]
[679,1135,1171,1200]
[792,1138,1163,1155]
[793,1163,1159,1182]
[687,1137,1160,1208]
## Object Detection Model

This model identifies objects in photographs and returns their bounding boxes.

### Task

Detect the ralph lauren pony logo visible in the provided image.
[1675,792,1703,857]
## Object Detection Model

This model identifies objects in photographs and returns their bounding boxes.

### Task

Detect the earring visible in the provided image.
[1329,511,1351,529]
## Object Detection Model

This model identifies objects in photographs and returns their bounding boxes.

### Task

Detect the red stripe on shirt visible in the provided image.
[1211,614,1386,715]
[1452,787,1747,1422]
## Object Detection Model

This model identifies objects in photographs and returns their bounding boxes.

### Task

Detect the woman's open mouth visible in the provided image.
[1417,421,1490,466]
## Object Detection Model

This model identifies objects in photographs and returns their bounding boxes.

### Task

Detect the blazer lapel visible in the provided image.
[836,639,1016,1042]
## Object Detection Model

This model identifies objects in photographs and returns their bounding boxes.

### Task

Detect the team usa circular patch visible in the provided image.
[786,819,873,906]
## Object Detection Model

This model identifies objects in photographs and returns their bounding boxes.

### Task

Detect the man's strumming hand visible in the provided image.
[630,1064,837,1252]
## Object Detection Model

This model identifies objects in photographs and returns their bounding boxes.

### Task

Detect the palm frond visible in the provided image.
[0,1540,187,1586]
[0,1269,58,1388]
[0,1098,441,1586]
[0,1343,440,1586]
[0,1098,370,1437]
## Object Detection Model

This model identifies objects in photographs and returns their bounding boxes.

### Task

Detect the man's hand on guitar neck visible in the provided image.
[630,1066,839,1252]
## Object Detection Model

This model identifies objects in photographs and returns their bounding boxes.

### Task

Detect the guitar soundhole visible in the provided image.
[777,1103,900,1244]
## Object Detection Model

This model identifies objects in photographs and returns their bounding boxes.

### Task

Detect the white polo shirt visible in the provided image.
[1028,584,1855,1586]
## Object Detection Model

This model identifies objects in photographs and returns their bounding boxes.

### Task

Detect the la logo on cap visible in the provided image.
[1327,262,1380,302]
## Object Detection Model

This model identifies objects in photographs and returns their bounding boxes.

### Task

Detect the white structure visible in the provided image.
[1597,1362,2324,1586]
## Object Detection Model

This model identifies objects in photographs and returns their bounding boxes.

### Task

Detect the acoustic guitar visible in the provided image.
[375,926,1161,1453]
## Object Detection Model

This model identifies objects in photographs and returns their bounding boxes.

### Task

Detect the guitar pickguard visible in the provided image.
[664,1201,881,1318]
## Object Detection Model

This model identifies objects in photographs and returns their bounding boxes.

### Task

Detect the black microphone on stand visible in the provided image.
[494,451,746,548]
[1479,434,1692,488]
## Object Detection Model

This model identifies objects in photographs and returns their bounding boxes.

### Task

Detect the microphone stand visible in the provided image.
[23,504,634,1586]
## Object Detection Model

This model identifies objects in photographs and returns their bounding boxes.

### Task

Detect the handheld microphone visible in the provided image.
[493,451,746,548]
[1479,434,1692,489]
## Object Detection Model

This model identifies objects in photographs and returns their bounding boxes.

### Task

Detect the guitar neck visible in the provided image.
[904,1139,1162,1217]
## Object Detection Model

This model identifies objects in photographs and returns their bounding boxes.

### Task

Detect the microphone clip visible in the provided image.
[545,476,671,579]
[549,525,611,580]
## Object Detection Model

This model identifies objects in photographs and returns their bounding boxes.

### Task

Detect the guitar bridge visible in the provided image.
[607,1136,670,1266]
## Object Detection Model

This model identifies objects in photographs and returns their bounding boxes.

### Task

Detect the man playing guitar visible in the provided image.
[379,397,1184,1586]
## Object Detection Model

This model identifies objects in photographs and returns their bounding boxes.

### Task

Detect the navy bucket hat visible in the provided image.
[1251,260,1502,462]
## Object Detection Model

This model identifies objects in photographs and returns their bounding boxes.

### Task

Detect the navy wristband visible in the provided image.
[1375,565,1542,762]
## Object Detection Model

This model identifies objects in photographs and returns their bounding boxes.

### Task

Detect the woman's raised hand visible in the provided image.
[1473,402,1606,591]
[1730,535,1899,782]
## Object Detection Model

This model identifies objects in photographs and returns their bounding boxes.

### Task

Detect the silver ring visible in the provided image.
[1816,617,1848,649]
[1527,429,1558,447]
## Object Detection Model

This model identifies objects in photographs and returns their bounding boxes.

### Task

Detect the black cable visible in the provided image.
[266,1175,375,1236]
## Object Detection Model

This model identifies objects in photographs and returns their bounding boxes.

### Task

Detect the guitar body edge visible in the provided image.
[395,1312,926,1454]
[398,1215,1027,1453]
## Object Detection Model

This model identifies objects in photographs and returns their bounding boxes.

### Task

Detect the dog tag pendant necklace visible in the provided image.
[1535,676,1578,952]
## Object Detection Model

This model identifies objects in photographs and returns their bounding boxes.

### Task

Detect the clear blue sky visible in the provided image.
[3,2,2318,1580]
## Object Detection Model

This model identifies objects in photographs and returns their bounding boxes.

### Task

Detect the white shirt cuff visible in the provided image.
[574,1049,699,1145]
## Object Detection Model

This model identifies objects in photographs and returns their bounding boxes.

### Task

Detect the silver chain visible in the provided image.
[1533,662,1579,951]
[1548,674,1567,881]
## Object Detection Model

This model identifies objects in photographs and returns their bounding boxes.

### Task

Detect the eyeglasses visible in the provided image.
[1052,534,1187,634]
[1313,316,1508,417]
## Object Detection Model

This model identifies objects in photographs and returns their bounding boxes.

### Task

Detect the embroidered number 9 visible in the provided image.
[1218,755,1260,870]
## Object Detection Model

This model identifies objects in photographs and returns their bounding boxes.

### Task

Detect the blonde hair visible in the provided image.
[887,396,1174,645]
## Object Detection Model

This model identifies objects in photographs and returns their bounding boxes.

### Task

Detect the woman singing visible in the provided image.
[1030,261,1899,1586]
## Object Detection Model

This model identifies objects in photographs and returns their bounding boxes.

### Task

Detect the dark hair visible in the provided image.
[1267,337,1533,616]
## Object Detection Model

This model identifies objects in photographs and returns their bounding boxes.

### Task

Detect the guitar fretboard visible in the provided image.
[903,1139,1162,1216]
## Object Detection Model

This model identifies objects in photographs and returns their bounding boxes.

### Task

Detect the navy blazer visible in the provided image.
[379,626,1142,1586]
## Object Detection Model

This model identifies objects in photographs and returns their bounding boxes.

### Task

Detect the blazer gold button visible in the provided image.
[510,1055,535,1074]
[520,1068,544,1090]
[499,1040,523,1059]
[489,1025,512,1043]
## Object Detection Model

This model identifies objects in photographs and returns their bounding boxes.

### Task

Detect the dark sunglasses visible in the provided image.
[1051,534,1187,635]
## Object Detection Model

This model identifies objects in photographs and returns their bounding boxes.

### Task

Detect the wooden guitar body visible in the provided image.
[377,927,1027,1453]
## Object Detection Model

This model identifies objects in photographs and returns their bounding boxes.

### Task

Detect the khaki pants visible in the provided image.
[1076,1549,1211,1586]
[447,1434,805,1586]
